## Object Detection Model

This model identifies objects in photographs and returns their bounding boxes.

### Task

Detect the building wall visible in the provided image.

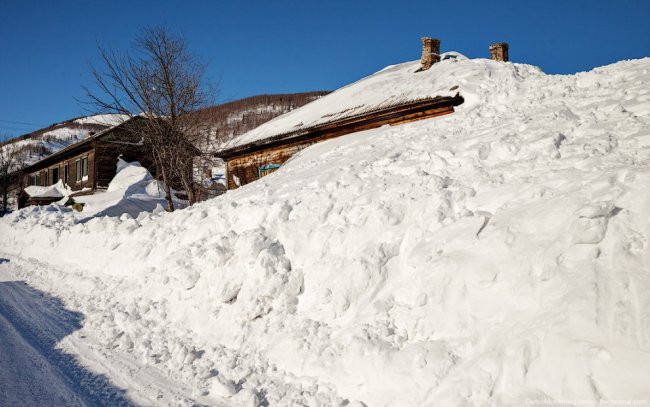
[226,139,316,189]
[93,142,134,189]
[24,148,97,192]
[225,104,456,189]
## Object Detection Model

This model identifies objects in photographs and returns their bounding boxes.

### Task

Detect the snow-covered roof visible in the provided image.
[223,52,470,150]
[24,184,65,199]
[74,114,130,126]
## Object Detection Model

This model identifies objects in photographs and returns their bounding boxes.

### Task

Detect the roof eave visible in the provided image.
[216,94,464,160]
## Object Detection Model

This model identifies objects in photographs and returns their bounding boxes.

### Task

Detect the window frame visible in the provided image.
[75,159,82,182]
[258,163,282,179]
[81,156,89,181]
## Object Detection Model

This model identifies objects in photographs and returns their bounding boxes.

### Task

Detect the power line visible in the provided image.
[0,125,36,133]
[0,119,48,127]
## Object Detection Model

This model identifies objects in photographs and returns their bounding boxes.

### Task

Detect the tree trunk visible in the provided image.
[1,170,8,216]
[179,160,197,206]
[159,162,175,212]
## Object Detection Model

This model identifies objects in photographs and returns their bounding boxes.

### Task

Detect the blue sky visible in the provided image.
[1,0,649,139]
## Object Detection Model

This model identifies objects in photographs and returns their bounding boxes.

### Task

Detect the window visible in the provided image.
[258,163,281,179]
[75,159,81,182]
[81,156,88,179]
[52,167,59,184]
[43,169,48,186]
[63,163,69,185]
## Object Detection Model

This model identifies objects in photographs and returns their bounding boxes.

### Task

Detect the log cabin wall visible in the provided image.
[94,143,118,189]
[226,139,316,189]
[92,141,147,190]
[24,148,97,192]
[224,103,457,189]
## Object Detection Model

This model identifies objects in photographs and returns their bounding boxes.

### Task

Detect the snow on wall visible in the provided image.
[2,57,650,406]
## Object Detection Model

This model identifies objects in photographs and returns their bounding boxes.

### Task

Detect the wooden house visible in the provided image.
[216,37,470,190]
[217,95,463,189]
[19,118,149,207]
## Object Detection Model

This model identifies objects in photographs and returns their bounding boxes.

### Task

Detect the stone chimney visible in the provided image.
[489,42,509,62]
[421,37,441,70]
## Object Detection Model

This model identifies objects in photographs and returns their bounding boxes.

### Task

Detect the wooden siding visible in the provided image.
[24,148,97,192]
[226,139,315,189]
[224,103,457,189]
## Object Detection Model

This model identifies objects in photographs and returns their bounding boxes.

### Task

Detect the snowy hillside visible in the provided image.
[1,113,128,169]
[2,56,650,406]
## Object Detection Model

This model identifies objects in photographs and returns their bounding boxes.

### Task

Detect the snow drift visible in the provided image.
[2,56,650,406]
[72,159,171,219]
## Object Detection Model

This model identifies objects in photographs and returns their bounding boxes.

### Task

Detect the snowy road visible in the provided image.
[0,255,224,407]
[0,260,133,406]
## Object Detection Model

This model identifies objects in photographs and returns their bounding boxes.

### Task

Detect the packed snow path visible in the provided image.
[0,257,225,407]
[0,261,132,406]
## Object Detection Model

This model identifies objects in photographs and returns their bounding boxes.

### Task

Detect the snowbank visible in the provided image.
[2,56,650,406]
[73,159,170,219]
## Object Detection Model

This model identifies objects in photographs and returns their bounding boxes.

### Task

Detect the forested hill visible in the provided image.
[198,91,330,145]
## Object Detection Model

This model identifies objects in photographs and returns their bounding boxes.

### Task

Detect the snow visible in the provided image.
[73,114,130,127]
[2,56,650,406]
[0,260,213,406]
[23,159,173,219]
[24,181,67,199]
[72,159,172,219]
[0,265,133,406]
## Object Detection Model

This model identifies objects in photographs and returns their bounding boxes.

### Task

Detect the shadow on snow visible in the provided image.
[0,274,134,407]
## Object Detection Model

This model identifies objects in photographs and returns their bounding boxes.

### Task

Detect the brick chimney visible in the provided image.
[489,43,509,62]
[421,37,441,71]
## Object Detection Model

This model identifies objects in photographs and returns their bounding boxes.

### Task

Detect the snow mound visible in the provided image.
[2,57,650,406]
[74,159,169,219]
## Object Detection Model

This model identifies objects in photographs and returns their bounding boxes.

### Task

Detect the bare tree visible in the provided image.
[84,25,214,211]
[0,141,23,215]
